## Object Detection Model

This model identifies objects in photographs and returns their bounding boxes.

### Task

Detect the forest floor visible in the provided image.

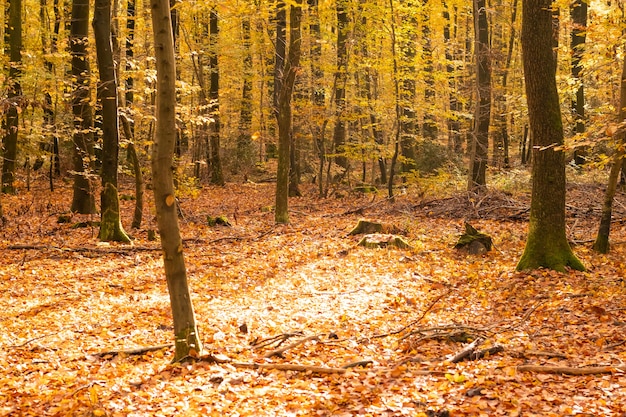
[1,171,626,416]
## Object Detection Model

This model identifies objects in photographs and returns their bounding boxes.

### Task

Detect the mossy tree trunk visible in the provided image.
[151,0,202,362]
[516,0,584,273]
[94,0,130,243]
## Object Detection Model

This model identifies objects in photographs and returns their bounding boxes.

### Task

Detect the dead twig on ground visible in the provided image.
[516,365,626,375]
[250,332,304,350]
[264,335,321,358]
[94,344,173,357]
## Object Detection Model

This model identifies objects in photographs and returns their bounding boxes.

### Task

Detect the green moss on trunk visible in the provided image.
[98,182,131,243]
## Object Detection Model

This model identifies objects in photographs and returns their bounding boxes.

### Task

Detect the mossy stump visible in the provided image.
[454,223,492,255]
[207,215,232,227]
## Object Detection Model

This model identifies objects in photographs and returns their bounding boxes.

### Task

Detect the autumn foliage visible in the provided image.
[1,179,626,416]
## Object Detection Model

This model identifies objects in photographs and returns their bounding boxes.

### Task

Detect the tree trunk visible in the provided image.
[2,0,22,194]
[332,0,349,169]
[236,16,254,171]
[468,0,491,191]
[387,0,401,201]
[571,0,587,165]
[94,0,130,243]
[420,0,437,140]
[70,0,96,214]
[120,114,143,229]
[444,3,462,155]
[516,0,584,272]
[150,0,202,362]
[208,9,224,186]
[592,53,626,253]
[275,0,302,224]
[399,2,417,172]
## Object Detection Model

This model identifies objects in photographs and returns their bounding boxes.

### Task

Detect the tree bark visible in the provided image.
[236,16,254,170]
[468,0,491,191]
[208,9,224,186]
[571,0,587,165]
[332,0,349,169]
[94,0,130,243]
[70,0,96,214]
[516,0,584,272]
[593,53,626,253]
[275,0,302,224]
[150,0,202,362]
[2,0,22,194]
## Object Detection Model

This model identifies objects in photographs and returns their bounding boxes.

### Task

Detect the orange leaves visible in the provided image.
[2,183,626,415]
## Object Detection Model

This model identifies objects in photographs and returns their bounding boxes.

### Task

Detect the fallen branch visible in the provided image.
[95,344,173,357]
[516,365,626,375]
[448,337,485,363]
[264,335,320,358]
[7,244,160,253]
[250,332,304,350]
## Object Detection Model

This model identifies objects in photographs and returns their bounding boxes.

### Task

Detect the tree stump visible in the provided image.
[454,223,492,255]
[357,234,411,249]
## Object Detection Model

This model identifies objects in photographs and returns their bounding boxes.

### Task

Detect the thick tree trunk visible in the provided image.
[94,0,130,243]
[150,0,202,362]
[2,0,22,194]
[70,0,96,214]
[275,1,302,224]
[516,0,584,272]
[468,0,491,191]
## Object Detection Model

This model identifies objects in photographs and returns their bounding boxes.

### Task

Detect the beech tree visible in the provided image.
[516,0,584,272]
[150,0,202,361]
[275,0,302,224]
[2,0,22,194]
[93,0,130,242]
[468,0,491,190]
[70,0,96,214]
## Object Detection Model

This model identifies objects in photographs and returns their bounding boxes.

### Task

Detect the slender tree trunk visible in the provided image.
[70,0,96,214]
[275,0,302,224]
[516,0,584,272]
[571,0,587,165]
[150,0,202,362]
[444,3,462,155]
[592,55,626,253]
[468,0,491,191]
[120,115,143,229]
[2,0,22,194]
[94,0,130,242]
[388,0,401,201]
[237,16,254,171]
[420,0,437,140]
[332,0,349,169]
[208,9,224,186]
[399,2,417,172]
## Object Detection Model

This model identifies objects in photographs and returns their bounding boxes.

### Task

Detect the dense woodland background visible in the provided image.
[0,0,623,199]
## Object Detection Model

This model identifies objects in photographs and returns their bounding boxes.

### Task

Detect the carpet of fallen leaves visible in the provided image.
[1,177,626,416]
